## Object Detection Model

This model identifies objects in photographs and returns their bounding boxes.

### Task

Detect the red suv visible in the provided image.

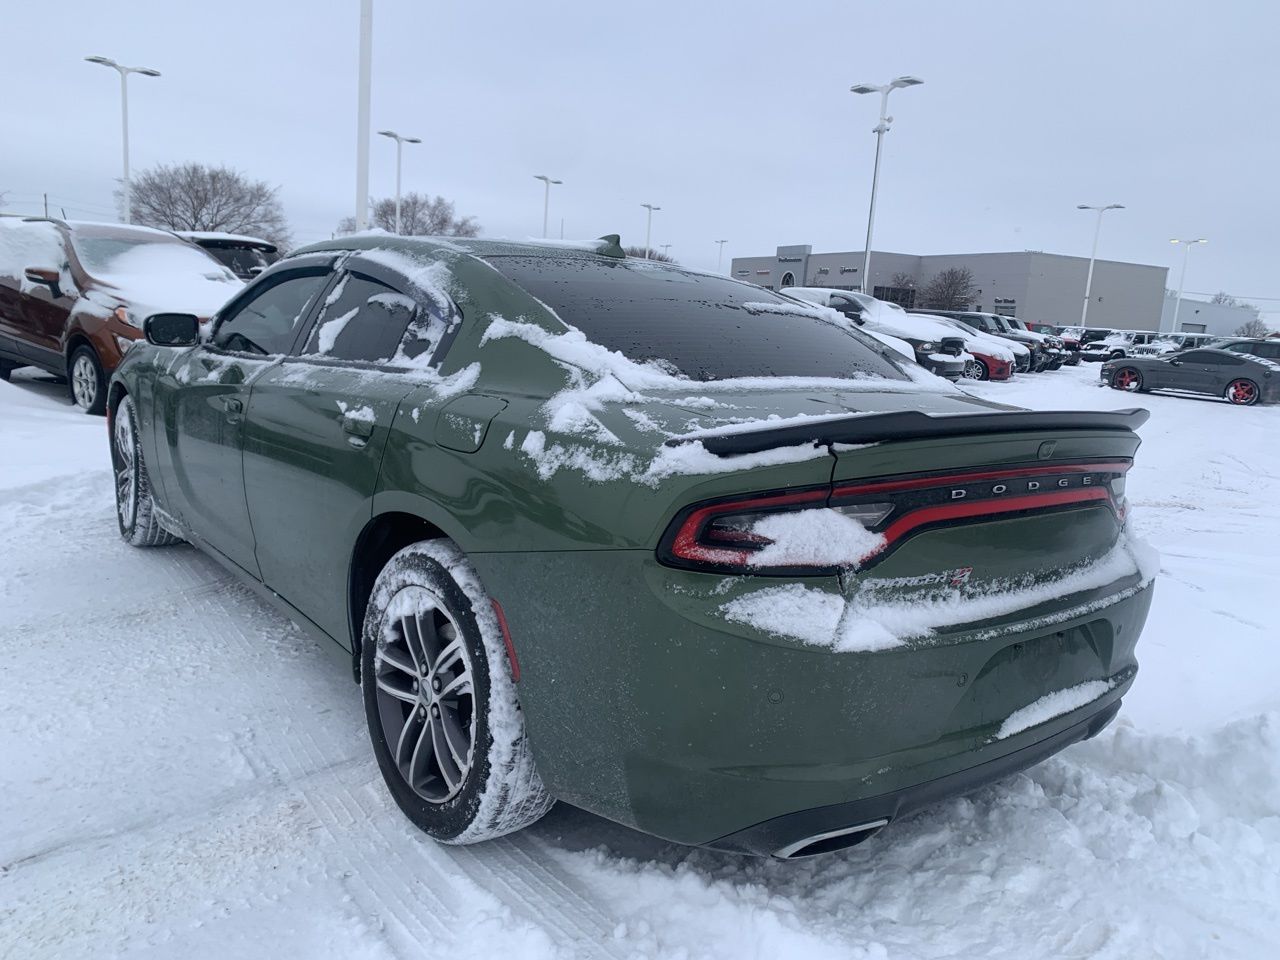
[0,216,242,413]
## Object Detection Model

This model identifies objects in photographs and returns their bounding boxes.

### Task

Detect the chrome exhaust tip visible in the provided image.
[773,818,890,860]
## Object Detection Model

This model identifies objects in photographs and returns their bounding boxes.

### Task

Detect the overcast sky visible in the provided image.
[3,0,1277,314]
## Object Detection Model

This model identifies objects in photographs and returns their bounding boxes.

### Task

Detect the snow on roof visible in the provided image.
[174,231,276,248]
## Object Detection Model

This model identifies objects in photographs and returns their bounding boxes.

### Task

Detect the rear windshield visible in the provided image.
[489,256,908,382]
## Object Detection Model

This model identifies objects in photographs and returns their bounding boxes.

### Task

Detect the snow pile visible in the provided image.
[722,533,1159,653]
[995,680,1115,739]
[746,508,885,568]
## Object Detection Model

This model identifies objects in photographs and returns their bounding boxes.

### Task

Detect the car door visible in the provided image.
[240,256,448,642]
[153,257,336,577]
[1165,350,1228,394]
[0,220,73,366]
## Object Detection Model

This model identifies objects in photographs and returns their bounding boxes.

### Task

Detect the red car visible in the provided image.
[964,348,1014,382]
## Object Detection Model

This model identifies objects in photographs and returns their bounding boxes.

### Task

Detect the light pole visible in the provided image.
[534,175,562,238]
[378,130,421,234]
[1076,203,1124,326]
[641,203,660,258]
[715,239,728,272]
[1168,238,1208,333]
[84,56,160,224]
[850,76,923,295]
[355,0,373,230]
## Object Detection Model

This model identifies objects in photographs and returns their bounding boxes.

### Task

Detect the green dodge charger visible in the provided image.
[108,235,1156,858]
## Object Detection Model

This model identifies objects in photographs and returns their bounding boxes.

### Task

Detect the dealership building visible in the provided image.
[730,245,1172,331]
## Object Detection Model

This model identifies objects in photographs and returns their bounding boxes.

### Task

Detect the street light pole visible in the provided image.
[1076,203,1124,326]
[355,0,373,231]
[715,239,728,272]
[84,56,161,224]
[534,175,562,238]
[850,76,922,296]
[378,130,421,234]
[641,203,660,258]
[1168,238,1208,333]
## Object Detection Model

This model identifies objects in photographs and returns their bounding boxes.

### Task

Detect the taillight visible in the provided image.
[658,461,1133,576]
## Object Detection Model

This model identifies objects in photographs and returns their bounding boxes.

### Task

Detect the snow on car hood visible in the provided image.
[85,243,244,324]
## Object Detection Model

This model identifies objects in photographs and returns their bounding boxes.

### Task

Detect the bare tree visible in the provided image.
[1234,317,1271,338]
[338,192,479,238]
[124,163,291,248]
[920,267,977,310]
[890,271,916,289]
[624,245,677,263]
[1210,291,1238,305]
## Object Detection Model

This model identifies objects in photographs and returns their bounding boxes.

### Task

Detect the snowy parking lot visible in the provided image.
[1,362,1277,960]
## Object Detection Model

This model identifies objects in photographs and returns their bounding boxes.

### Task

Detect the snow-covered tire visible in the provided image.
[361,540,553,844]
[111,395,181,547]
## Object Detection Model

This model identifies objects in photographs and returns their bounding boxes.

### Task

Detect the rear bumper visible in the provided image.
[711,696,1122,857]
[474,547,1153,850]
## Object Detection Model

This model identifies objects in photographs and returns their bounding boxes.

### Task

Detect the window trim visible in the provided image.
[206,255,339,359]
[287,253,462,371]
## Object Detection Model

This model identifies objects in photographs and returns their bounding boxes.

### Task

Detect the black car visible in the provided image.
[1201,337,1280,361]
[174,231,279,281]
[1103,348,1279,406]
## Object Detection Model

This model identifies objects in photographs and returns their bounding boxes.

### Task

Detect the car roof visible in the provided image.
[174,230,276,250]
[294,233,632,264]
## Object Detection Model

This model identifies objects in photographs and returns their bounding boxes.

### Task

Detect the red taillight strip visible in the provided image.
[873,488,1112,554]
[669,487,827,566]
[490,599,521,683]
[831,461,1130,500]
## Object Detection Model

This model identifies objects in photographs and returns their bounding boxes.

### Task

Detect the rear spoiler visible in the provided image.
[668,408,1151,457]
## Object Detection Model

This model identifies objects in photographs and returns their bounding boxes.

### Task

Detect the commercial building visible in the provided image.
[730,245,1170,331]
[1157,292,1261,337]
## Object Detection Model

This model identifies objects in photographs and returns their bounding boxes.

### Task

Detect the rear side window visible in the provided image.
[213,272,329,355]
[489,257,907,382]
[1256,343,1280,359]
[302,273,447,365]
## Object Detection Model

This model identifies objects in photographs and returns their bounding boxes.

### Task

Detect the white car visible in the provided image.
[783,287,970,381]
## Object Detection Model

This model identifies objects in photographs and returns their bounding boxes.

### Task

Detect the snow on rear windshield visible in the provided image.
[489,256,908,383]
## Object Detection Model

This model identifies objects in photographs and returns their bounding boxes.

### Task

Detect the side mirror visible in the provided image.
[1169,358,1182,366]
[145,313,201,347]
[248,265,266,277]
[24,266,63,299]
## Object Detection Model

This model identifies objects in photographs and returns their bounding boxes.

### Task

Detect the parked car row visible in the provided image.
[0,215,275,412]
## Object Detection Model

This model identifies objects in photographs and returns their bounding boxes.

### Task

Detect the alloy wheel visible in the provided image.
[963,359,983,380]
[374,586,476,803]
[71,353,98,409]
[113,401,138,525]
[1112,368,1142,392]
[1226,379,1258,405]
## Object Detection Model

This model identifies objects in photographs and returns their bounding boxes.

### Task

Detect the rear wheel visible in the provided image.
[1225,378,1260,406]
[362,541,553,844]
[112,396,182,547]
[69,345,106,415]
[1110,367,1143,392]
